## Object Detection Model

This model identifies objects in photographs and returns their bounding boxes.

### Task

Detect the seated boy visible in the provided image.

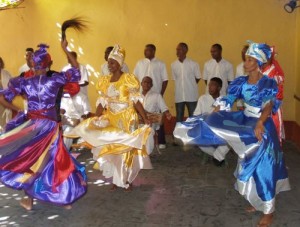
[141,76,172,151]
[194,77,230,165]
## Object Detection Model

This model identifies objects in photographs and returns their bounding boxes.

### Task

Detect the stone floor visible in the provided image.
[0,138,300,227]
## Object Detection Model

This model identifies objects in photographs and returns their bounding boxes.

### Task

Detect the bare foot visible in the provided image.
[245,206,256,213]
[124,183,133,192]
[110,184,117,192]
[64,205,72,210]
[20,198,33,211]
[257,213,273,227]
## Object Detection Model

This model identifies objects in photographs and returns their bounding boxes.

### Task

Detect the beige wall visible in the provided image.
[296,9,300,125]
[0,0,298,120]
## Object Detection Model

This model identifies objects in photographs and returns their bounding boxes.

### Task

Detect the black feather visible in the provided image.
[61,17,88,40]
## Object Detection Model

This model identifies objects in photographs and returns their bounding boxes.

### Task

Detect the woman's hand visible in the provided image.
[254,120,264,141]
[165,111,172,120]
[213,105,220,112]
[61,38,68,51]
[144,118,151,125]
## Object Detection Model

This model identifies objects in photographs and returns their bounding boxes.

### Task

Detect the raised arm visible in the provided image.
[61,39,79,69]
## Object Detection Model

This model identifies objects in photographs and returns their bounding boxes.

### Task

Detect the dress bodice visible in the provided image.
[2,68,80,120]
[97,73,140,103]
[220,76,278,118]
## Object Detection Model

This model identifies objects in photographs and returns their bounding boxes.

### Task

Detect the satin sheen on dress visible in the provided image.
[174,75,290,214]
[67,73,154,189]
[0,68,87,206]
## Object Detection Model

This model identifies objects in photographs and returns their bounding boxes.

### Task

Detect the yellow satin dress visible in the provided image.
[71,73,154,188]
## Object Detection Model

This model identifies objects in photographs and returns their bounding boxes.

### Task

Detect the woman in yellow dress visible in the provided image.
[71,45,154,191]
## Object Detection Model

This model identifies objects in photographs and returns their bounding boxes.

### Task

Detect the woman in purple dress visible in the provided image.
[0,39,87,210]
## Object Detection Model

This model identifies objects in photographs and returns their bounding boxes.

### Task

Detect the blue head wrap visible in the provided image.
[245,41,272,68]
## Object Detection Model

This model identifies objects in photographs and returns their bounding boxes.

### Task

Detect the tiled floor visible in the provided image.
[0,139,300,227]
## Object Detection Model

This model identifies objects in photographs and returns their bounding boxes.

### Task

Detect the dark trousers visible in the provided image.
[175,102,197,122]
[157,124,166,144]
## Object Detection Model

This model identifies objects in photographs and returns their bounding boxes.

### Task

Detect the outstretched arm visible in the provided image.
[0,95,21,112]
[61,39,79,69]
[134,101,150,125]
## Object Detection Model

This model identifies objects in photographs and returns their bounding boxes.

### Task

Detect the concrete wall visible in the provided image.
[0,0,298,121]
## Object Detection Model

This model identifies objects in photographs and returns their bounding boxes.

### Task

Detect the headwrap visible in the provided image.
[108,44,125,66]
[33,44,52,70]
[245,41,272,68]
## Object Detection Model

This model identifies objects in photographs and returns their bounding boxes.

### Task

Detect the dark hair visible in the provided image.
[146,44,156,51]
[26,48,34,52]
[210,77,223,88]
[0,57,4,69]
[178,42,188,51]
[142,76,153,83]
[70,51,77,59]
[212,43,222,51]
[243,44,249,50]
[106,46,114,52]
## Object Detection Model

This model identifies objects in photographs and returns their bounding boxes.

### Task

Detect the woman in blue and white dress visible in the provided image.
[174,42,290,227]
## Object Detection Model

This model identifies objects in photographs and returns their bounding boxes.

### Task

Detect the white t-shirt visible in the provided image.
[142,90,168,114]
[19,63,30,74]
[62,63,91,112]
[133,58,168,94]
[142,90,168,130]
[171,58,201,103]
[100,62,129,76]
[61,93,90,119]
[193,94,217,115]
[203,58,234,96]
[0,69,12,89]
[236,62,245,78]
[0,69,12,127]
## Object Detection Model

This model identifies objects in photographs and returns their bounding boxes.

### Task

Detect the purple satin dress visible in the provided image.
[0,68,87,206]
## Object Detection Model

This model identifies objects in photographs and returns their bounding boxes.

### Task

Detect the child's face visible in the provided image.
[208,81,220,96]
[141,77,153,92]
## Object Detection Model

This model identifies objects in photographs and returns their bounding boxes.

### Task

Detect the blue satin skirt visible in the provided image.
[174,111,290,214]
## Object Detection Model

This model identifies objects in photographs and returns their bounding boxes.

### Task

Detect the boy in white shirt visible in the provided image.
[141,76,172,151]
[194,77,230,166]
[60,93,91,151]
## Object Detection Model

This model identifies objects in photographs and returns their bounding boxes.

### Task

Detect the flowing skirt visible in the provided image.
[66,117,154,188]
[174,111,290,214]
[0,114,87,206]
